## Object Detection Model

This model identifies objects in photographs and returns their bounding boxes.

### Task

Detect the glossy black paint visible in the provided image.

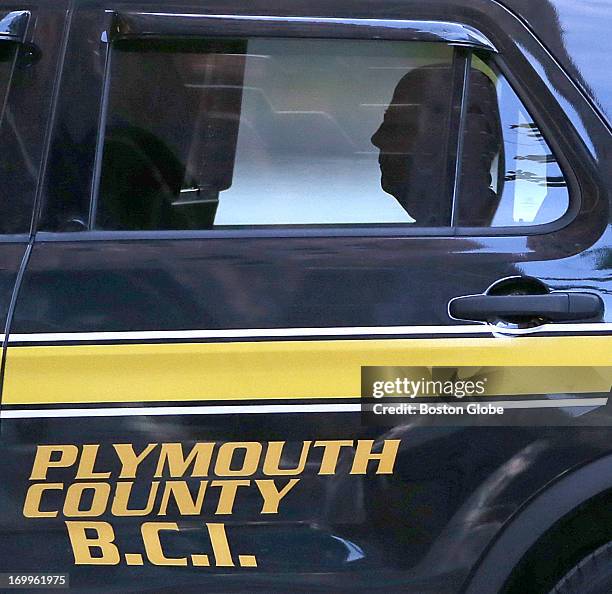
[0,1,69,352]
[0,1,610,593]
[0,241,31,331]
[502,0,612,127]
[2,414,612,593]
[11,231,611,333]
[15,0,612,332]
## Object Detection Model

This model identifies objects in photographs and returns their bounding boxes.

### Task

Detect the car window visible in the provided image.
[456,54,569,227]
[0,41,29,234]
[94,39,456,230]
[91,38,570,232]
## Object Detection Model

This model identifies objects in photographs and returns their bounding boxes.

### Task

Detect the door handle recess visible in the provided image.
[448,292,604,323]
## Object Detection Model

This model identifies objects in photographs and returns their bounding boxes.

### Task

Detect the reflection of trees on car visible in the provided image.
[506,122,567,188]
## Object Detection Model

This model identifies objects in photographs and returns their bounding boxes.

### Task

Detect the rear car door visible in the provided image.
[1,1,611,592]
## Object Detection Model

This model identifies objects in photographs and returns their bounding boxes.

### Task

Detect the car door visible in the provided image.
[0,1,610,592]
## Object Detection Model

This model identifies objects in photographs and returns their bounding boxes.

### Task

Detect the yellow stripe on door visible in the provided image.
[2,336,611,405]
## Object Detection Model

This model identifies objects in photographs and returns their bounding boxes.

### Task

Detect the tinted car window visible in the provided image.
[0,42,22,233]
[92,39,569,232]
[456,55,569,227]
[94,39,456,229]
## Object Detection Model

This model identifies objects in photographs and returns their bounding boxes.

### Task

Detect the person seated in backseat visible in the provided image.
[371,64,502,226]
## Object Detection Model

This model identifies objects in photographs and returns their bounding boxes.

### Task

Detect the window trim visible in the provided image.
[447,48,471,226]
[111,12,498,51]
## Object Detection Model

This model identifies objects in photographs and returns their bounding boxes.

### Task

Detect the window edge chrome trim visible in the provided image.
[110,12,497,52]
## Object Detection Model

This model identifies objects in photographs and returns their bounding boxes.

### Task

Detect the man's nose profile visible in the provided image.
[370,65,451,226]
[370,121,385,150]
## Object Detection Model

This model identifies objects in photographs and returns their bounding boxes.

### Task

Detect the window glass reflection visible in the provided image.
[97,39,454,229]
[456,55,569,227]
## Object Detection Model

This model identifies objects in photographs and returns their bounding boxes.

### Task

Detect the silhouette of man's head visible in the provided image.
[371,64,502,226]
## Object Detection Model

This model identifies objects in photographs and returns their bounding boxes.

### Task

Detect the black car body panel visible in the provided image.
[0,1,610,593]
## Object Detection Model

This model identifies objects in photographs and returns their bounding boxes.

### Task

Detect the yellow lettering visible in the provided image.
[30,445,79,480]
[142,522,186,566]
[65,521,120,565]
[313,440,353,474]
[158,481,208,516]
[154,443,215,478]
[63,482,110,517]
[215,443,262,477]
[210,480,250,514]
[263,442,311,476]
[23,483,63,518]
[207,523,234,566]
[113,443,158,479]
[76,445,111,479]
[255,479,299,514]
[350,439,401,474]
[111,481,159,516]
